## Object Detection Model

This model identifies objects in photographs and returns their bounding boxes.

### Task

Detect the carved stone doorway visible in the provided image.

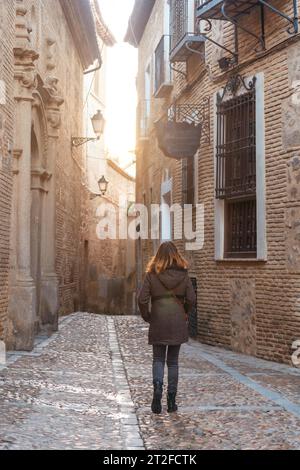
[30,127,44,333]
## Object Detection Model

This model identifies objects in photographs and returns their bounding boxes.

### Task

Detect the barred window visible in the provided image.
[216,85,257,258]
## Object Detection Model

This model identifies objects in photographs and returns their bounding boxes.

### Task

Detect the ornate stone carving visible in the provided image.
[14,0,39,64]
[31,167,52,192]
[45,76,59,94]
[44,77,64,133]
[14,70,37,89]
[46,109,62,131]
[12,149,23,175]
[46,37,56,71]
[14,0,38,98]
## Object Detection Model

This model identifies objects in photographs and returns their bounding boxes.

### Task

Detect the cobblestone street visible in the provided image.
[1,313,300,450]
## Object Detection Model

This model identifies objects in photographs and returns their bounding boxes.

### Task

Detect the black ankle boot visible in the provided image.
[167,392,178,413]
[151,381,163,414]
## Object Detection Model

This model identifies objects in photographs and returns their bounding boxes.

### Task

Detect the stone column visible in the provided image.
[7,0,39,350]
[40,78,64,334]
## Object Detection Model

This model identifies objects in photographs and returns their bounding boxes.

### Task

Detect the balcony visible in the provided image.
[196,0,258,20]
[170,0,206,64]
[154,36,173,98]
[196,1,298,34]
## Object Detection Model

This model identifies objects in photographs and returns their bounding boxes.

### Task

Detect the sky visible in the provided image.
[98,0,137,173]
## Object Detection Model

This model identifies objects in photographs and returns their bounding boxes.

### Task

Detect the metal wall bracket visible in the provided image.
[196,0,298,70]
[258,0,298,34]
[170,62,187,79]
[221,1,266,53]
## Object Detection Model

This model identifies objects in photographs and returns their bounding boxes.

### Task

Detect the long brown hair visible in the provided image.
[146,241,188,274]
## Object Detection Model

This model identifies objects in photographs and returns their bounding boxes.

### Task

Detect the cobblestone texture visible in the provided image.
[1,313,300,450]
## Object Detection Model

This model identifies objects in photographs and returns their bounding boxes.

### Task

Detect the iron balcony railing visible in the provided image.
[154,35,172,96]
[170,0,197,53]
[170,0,206,63]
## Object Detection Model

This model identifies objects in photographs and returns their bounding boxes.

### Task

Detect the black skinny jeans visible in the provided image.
[152,345,181,393]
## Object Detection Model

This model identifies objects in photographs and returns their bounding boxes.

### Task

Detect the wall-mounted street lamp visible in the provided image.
[72,110,105,148]
[98,175,109,196]
[89,175,109,200]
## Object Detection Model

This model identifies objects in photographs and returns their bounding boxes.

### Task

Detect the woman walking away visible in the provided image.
[138,242,196,414]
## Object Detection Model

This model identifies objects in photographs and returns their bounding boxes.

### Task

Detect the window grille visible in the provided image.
[216,76,257,258]
[225,199,257,257]
[216,89,256,200]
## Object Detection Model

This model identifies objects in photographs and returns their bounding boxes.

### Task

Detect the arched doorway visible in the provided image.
[30,128,43,332]
[30,97,49,334]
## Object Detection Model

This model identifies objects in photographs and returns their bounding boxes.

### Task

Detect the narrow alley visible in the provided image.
[1,313,300,450]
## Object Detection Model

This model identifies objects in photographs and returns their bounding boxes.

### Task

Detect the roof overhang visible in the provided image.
[91,0,116,47]
[124,0,156,47]
[60,0,102,70]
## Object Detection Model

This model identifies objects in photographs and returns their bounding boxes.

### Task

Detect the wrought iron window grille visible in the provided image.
[217,74,257,103]
[216,74,257,200]
[167,100,210,144]
[225,198,257,257]
[196,0,299,69]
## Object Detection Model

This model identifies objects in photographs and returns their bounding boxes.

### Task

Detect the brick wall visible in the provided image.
[0,0,15,340]
[37,0,86,315]
[136,0,300,364]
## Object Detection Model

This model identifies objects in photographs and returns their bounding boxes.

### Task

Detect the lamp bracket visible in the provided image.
[71,137,99,148]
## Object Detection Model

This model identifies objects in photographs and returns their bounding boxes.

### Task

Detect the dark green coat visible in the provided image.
[138,267,196,345]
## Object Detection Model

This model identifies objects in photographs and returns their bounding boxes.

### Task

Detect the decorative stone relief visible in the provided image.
[286,207,300,273]
[230,279,256,356]
[282,97,300,150]
[12,149,22,175]
[287,155,300,202]
[44,76,64,135]
[14,0,38,99]
[282,43,300,149]
[287,43,300,86]
[31,167,52,193]
[46,37,56,71]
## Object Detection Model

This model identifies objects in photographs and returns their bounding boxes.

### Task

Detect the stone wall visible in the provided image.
[0,0,15,340]
[136,0,300,363]
[0,0,98,350]
[33,0,85,316]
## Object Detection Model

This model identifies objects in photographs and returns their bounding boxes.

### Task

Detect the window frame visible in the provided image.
[214,73,267,261]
